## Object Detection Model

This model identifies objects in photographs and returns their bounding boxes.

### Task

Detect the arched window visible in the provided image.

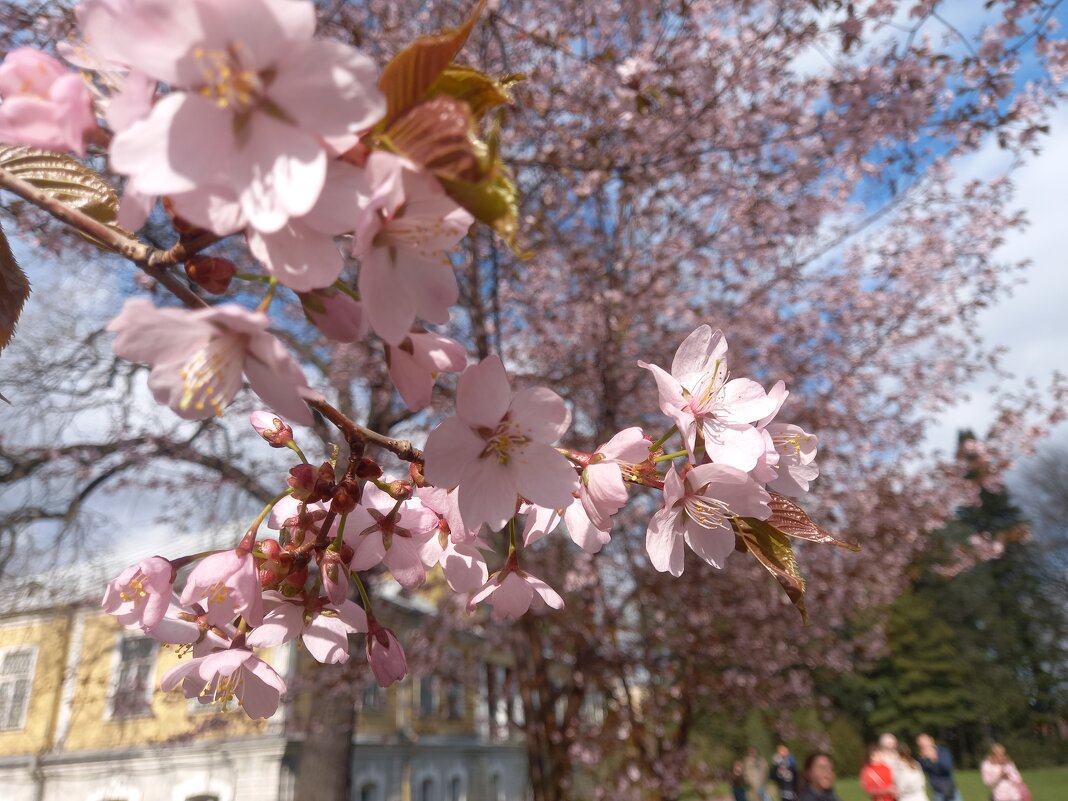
[489,773,502,801]
[447,775,464,801]
[358,784,381,801]
[417,776,436,801]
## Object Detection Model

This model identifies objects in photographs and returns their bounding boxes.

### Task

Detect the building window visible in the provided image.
[418,676,437,717]
[417,777,436,801]
[358,784,381,801]
[489,773,502,801]
[445,679,464,720]
[0,647,36,731]
[109,635,156,719]
[447,775,465,801]
[361,683,384,713]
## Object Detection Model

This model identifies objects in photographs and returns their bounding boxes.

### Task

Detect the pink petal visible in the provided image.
[646,507,685,576]
[525,573,565,611]
[351,531,386,571]
[270,39,385,138]
[701,423,765,472]
[457,457,518,532]
[757,380,789,428]
[243,336,314,426]
[247,222,344,292]
[384,537,428,589]
[597,427,650,464]
[455,356,511,429]
[718,378,777,424]
[303,614,354,664]
[410,332,467,373]
[683,520,734,569]
[564,501,610,554]
[329,600,368,633]
[510,387,572,443]
[245,602,303,649]
[160,658,202,693]
[638,361,688,417]
[239,662,286,719]
[389,347,434,410]
[234,114,326,233]
[441,543,489,593]
[670,325,727,386]
[423,416,486,489]
[510,443,579,511]
[489,572,535,619]
[359,246,417,345]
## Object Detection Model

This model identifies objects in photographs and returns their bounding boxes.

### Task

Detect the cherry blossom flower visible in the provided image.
[89,0,385,234]
[416,487,490,593]
[765,423,819,496]
[344,483,438,588]
[267,494,328,533]
[366,618,407,687]
[107,299,312,424]
[180,543,264,627]
[246,591,367,664]
[161,646,286,719]
[579,427,649,531]
[144,595,234,657]
[0,48,96,155]
[422,355,579,531]
[317,545,353,605]
[646,463,771,577]
[102,555,174,630]
[639,326,777,471]
[468,557,565,620]
[301,289,367,343]
[388,332,467,410]
[352,152,473,345]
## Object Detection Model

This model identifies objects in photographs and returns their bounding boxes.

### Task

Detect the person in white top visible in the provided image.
[895,745,931,801]
[981,743,1025,801]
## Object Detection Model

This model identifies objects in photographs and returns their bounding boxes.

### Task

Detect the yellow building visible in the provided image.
[0,534,526,801]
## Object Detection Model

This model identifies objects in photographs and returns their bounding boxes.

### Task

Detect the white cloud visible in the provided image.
[925,104,1068,452]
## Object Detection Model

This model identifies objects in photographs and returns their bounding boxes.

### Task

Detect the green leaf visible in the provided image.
[0,219,29,353]
[376,0,487,129]
[767,493,860,551]
[427,65,522,120]
[0,145,119,227]
[440,165,529,258]
[736,517,808,623]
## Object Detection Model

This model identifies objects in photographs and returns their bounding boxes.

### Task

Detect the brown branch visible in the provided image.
[0,164,420,465]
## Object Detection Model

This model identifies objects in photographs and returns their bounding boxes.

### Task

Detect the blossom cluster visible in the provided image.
[0,0,820,720]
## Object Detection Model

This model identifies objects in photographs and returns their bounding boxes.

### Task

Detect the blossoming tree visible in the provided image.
[1,1,1066,799]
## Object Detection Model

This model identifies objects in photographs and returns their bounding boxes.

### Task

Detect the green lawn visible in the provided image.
[835,767,1068,801]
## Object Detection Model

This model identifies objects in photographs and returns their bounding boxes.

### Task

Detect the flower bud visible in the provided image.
[366,617,408,687]
[250,410,293,447]
[184,255,237,294]
[314,462,337,500]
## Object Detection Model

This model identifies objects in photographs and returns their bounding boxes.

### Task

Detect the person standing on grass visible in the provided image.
[861,744,897,801]
[981,743,1028,801]
[733,760,750,801]
[773,744,800,801]
[745,746,773,801]
[895,744,930,801]
[799,752,844,801]
[916,734,962,801]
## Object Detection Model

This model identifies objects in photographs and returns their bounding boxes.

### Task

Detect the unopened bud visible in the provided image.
[250,410,293,447]
[314,462,336,500]
[383,480,412,500]
[185,255,237,294]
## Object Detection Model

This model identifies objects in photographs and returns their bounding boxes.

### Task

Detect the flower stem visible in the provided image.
[351,569,373,613]
[653,449,688,464]
[332,513,348,552]
[286,440,309,464]
[235,272,272,283]
[256,278,278,313]
[652,425,678,451]
[508,517,518,557]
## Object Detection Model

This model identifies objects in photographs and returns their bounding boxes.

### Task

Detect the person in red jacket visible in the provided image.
[860,744,897,801]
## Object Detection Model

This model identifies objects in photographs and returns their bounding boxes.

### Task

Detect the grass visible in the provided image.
[834,766,1068,801]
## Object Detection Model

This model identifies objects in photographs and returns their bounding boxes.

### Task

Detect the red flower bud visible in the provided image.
[184,255,237,294]
[356,457,383,480]
[288,464,317,500]
[332,479,360,514]
[250,411,294,447]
